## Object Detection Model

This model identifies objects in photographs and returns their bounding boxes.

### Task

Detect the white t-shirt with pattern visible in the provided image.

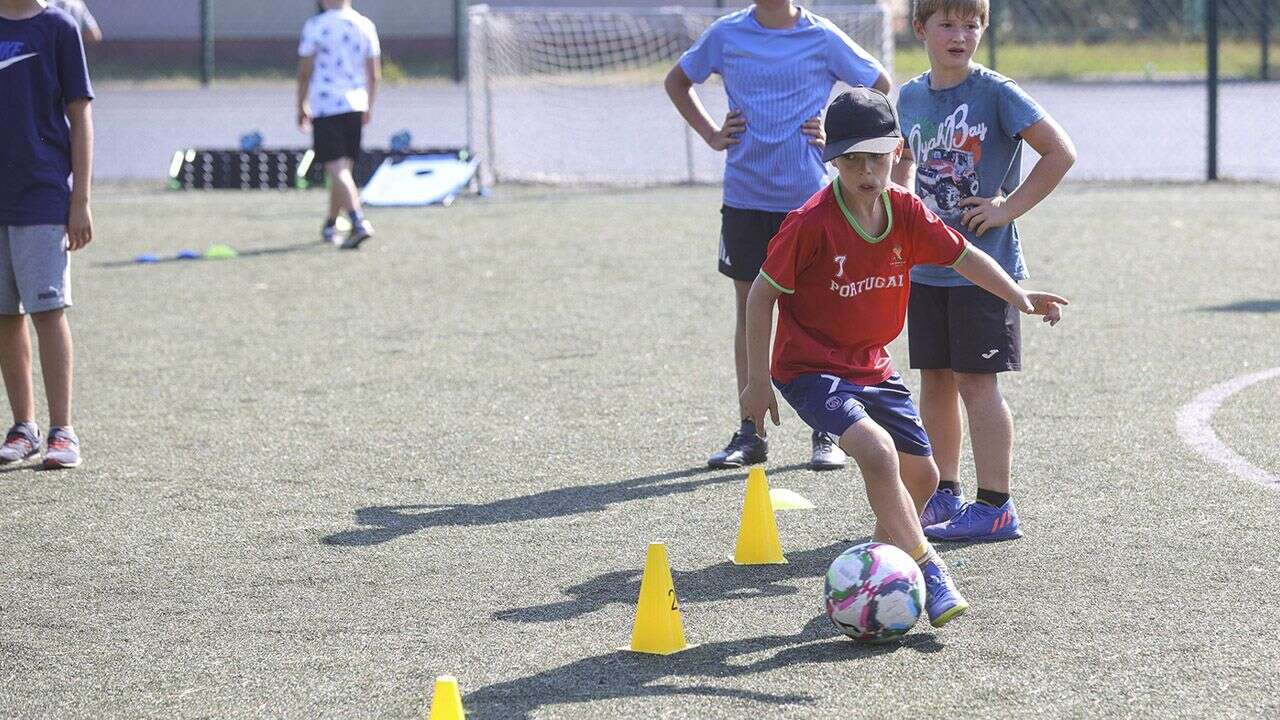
[298,8,381,118]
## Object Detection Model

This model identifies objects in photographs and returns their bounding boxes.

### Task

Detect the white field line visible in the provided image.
[1175,367,1280,491]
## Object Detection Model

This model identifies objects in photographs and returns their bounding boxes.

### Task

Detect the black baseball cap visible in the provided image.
[821,87,902,162]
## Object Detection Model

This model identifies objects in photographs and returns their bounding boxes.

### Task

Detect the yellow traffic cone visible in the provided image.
[427,675,465,720]
[624,543,694,655]
[733,466,788,565]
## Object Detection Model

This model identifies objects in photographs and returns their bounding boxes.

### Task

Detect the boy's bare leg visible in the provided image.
[732,279,752,397]
[839,419,927,552]
[919,369,963,485]
[326,158,363,218]
[899,452,941,514]
[31,309,72,428]
[0,314,35,424]
[328,175,346,220]
[954,372,1012,494]
[871,450,939,542]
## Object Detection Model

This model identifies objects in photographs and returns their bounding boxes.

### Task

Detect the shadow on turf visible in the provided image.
[322,464,810,547]
[464,614,942,719]
[1198,299,1280,314]
[494,539,865,623]
[92,241,324,269]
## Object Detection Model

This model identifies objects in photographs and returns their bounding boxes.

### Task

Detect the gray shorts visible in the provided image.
[0,225,72,315]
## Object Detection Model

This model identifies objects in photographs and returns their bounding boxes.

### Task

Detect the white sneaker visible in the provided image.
[43,426,81,469]
[0,422,41,464]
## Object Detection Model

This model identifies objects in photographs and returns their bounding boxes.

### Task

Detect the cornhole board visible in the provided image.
[360,154,480,207]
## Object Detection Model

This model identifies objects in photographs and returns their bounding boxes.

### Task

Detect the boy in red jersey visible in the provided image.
[740,88,1067,626]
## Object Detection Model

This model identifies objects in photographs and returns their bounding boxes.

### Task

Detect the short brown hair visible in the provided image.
[913,0,989,27]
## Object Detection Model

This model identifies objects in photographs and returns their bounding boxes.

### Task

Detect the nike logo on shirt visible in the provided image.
[0,53,37,72]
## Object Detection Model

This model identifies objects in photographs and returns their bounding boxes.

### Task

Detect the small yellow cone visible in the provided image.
[625,543,693,655]
[769,487,815,511]
[733,466,788,565]
[428,675,465,720]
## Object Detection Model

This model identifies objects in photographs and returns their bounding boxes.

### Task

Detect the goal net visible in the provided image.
[466,4,894,186]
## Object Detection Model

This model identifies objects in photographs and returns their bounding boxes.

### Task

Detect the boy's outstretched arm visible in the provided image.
[952,246,1068,325]
[740,275,782,435]
[958,115,1077,235]
[66,98,93,251]
[664,64,744,151]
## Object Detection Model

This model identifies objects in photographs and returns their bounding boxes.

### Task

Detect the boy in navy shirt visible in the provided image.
[0,0,94,468]
[665,0,891,471]
[894,0,1076,541]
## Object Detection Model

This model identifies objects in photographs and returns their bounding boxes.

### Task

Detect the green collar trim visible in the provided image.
[833,178,893,244]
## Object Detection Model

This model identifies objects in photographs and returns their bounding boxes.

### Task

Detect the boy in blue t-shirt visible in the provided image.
[665,0,891,472]
[0,0,94,469]
[893,0,1077,541]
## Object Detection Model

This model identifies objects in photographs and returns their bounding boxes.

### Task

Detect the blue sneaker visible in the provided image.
[920,489,964,528]
[921,558,969,627]
[924,499,1023,542]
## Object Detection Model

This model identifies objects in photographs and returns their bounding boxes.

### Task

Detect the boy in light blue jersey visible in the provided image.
[665,0,891,472]
[892,0,1076,541]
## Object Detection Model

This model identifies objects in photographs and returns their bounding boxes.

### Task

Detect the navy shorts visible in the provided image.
[908,282,1021,373]
[313,111,364,163]
[719,205,788,282]
[774,373,932,457]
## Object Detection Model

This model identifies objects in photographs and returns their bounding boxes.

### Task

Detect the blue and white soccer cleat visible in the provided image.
[924,499,1023,542]
[921,558,969,628]
[919,489,964,528]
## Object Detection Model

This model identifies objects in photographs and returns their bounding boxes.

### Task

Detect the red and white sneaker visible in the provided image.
[43,427,81,469]
[0,422,41,464]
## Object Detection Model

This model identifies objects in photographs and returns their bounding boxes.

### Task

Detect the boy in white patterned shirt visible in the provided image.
[297,0,381,249]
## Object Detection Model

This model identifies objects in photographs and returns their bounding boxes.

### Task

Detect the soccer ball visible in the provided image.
[824,542,925,642]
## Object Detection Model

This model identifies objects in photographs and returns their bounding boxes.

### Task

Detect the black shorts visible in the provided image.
[907,282,1022,374]
[312,112,364,163]
[719,205,788,282]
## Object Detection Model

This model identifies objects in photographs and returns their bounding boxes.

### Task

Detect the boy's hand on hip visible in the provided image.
[959,195,1014,235]
[67,201,93,251]
[363,110,373,126]
[707,110,745,151]
[1024,291,1068,326]
[740,381,780,438]
[802,116,825,149]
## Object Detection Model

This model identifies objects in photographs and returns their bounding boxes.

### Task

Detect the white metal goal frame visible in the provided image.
[466,4,894,186]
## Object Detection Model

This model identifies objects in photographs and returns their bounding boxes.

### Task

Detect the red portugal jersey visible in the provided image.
[760,181,969,386]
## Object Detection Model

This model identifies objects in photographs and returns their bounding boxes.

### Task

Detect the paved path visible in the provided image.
[93,80,1280,182]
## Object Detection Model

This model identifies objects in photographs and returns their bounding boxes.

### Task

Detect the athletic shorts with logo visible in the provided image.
[0,225,72,315]
[908,283,1021,373]
[719,205,788,282]
[312,111,364,163]
[774,372,932,456]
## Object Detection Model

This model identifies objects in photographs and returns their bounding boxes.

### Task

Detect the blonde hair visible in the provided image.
[913,0,989,27]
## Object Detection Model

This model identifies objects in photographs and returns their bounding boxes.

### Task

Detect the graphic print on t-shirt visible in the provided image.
[907,104,988,219]
[0,41,35,72]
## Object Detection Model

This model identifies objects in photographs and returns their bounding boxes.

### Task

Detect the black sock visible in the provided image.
[324,217,337,228]
[937,480,961,495]
[348,210,364,225]
[977,489,1010,507]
